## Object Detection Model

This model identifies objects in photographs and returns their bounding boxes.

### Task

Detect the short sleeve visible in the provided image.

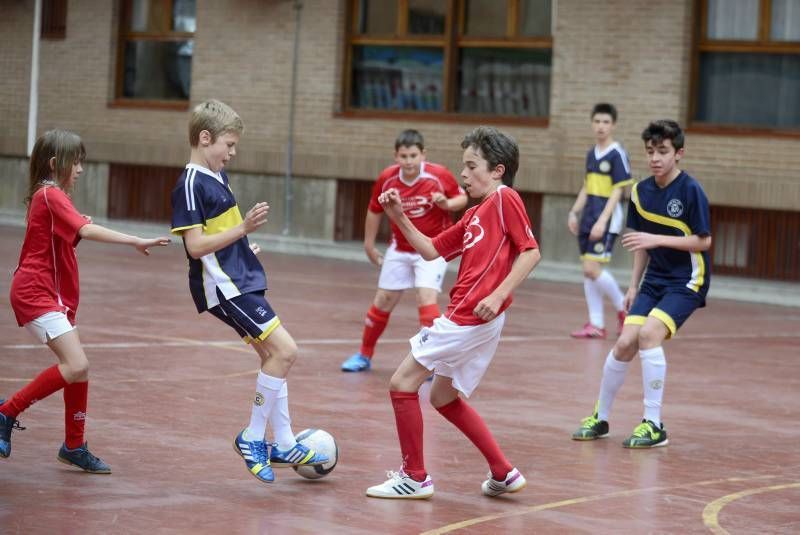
[171,172,206,234]
[432,215,467,261]
[686,180,711,237]
[499,188,539,252]
[41,187,88,245]
[367,175,385,213]
[626,184,642,230]
[611,148,632,186]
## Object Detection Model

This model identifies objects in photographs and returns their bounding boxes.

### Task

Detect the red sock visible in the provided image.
[418,304,440,327]
[389,391,426,482]
[0,365,68,419]
[64,381,88,449]
[436,397,512,480]
[359,306,390,358]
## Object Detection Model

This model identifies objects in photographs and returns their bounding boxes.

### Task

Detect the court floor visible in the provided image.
[0,225,798,534]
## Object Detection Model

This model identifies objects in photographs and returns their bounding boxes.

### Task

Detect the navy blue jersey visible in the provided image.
[170,164,267,312]
[627,171,711,298]
[580,142,633,234]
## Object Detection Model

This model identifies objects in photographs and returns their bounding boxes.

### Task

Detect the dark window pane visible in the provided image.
[41,0,67,39]
[408,0,446,35]
[519,0,551,37]
[464,0,506,37]
[123,40,193,100]
[706,0,758,40]
[356,0,398,34]
[351,45,444,111]
[457,48,551,117]
[695,52,800,128]
[771,0,800,41]
[128,0,169,32]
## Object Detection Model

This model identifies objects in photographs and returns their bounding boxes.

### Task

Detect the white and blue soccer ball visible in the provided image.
[292,428,338,480]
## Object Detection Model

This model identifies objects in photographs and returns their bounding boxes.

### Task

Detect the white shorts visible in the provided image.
[378,243,447,292]
[24,311,75,344]
[410,313,506,398]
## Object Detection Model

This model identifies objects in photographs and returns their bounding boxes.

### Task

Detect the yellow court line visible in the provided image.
[702,482,800,535]
[419,475,782,535]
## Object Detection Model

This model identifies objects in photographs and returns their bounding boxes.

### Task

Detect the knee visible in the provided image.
[638,325,665,349]
[429,389,456,409]
[389,371,417,393]
[272,341,298,368]
[614,335,638,361]
[63,360,89,383]
[374,290,398,311]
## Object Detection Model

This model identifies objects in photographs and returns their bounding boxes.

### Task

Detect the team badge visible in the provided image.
[463,215,485,249]
[254,392,265,406]
[599,160,611,173]
[404,195,433,218]
[594,242,605,254]
[667,199,683,217]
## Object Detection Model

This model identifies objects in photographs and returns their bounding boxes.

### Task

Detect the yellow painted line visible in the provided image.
[702,482,800,535]
[420,475,781,535]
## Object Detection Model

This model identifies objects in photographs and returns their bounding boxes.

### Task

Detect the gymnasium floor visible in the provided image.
[0,224,798,534]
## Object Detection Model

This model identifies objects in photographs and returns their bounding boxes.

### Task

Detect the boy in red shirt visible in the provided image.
[366,126,541,499]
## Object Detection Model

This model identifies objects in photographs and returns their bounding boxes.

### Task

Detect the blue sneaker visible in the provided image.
[270,442,328,468]
[57,442,111,473]
[0,399,25,459]
[341,353,371,372]
[233,429,274,484]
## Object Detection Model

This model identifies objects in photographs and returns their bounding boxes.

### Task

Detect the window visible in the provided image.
[692,0,800,131]
[344,0,553,122]
[115,0,195,106]
[41,0,67,40]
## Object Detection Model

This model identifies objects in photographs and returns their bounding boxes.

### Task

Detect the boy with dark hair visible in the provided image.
[341,129,466,372]
[366,126,541,499]
[568,103,633,339]
[572,119,711,448]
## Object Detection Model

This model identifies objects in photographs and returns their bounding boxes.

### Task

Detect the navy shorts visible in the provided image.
[578,232,618,263]
[208,289,281,343]
[624,280,704,337]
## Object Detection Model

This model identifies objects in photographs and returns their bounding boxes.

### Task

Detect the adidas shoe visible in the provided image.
[233,429,274,483]
[623,420,668,448]
[366,469,434,499]
[572,407,609,441]
[57,442,111,474]
[341,353,371,372]
[270,441,328,468]
[0,400,25,459]
[482,467,526,497]
[570,323,607,339]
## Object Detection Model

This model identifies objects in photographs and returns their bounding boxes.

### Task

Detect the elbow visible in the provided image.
[185,243,205,260]
[421,250,440,261]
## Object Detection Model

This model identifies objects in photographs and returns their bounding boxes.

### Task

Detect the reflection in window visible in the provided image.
[408,0,446,35]
[706,0,759,40]
[356,0,398,35]
[519,0,552,37]
[457,48,551,116]
[351,46,444,111]
[771,0,800,41]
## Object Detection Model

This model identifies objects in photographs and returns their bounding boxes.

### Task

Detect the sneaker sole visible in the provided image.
[365,490,433,500]
[623,438,669,449]
[56,455,111,474]
[232,440,274,484]
[341,367,370,372]
[571,433,609,441]
[271,460,327,468]
[484,479,527,497]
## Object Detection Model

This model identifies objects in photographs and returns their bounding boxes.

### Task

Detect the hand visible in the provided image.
[623,286,638,312]
[365,246,383,267]
[621,231,661,251]
[378,188,403,219]
[243,202,270,234]
[589,219,606,241]
[135,236,171,256]
[431,192,448,210]
[82,214,93,224]
[567,212,578,236]
[473,293,503,321]
[249,242,261,255]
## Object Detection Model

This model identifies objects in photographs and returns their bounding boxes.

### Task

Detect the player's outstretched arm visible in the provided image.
[78,224,171,256]
[183,202,269,259]
[622,232,711,253]
[378,188,439,260]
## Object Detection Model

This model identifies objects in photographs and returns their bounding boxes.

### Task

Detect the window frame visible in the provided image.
[111,0,194,110]
[689,0,800,137]
[340,0,553,125]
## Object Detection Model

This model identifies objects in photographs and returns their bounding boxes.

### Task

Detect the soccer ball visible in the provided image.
[292,428,338,480]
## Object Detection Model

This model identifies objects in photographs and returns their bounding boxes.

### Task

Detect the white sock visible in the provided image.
[270,382,296,450]
[584,277,605,328]
[597,350,630,421]
[595,270,625,312]
[243,372,284,442]
[640,346,667,426]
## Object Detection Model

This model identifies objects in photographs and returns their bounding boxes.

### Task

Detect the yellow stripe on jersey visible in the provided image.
[631,183,706,292]
[585,173,613,197]
[204,205,244,235]
[171,223,203,235]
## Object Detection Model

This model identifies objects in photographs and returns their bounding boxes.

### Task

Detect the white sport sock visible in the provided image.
[243,372,284,442]
[597,350,630,421]
[640,346,667,426]
[584,277,605,328]
[270,381,296,450]
[596,270,625,311]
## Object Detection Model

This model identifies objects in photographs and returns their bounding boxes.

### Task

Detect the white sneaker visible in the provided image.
[366,469,434,499]
[481,467,526,497]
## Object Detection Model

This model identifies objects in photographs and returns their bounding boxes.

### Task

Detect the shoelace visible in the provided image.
[581,414,599,427]
[251,440,269,463]
[631,422,653,438]
[385,470,405,483]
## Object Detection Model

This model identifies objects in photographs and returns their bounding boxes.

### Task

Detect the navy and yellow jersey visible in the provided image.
[580,142,634,234]
[627,171,711,298]
[170,164,267,312]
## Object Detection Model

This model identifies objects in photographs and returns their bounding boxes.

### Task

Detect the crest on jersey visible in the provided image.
[667,199,683,218]
[599,160,611,173]
[463,215,485,249]
[594,242,605,253]
[403,195,434,218]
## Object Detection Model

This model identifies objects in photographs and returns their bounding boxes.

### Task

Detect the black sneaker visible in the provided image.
[622,420,669,448]
[572,403,609,441]
[0,399,25,458]
[57,442,112,473]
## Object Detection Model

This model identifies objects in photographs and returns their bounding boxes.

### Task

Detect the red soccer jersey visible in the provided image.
[368,161,464,253]
[432,186,538,326]
[9,186,88,326]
